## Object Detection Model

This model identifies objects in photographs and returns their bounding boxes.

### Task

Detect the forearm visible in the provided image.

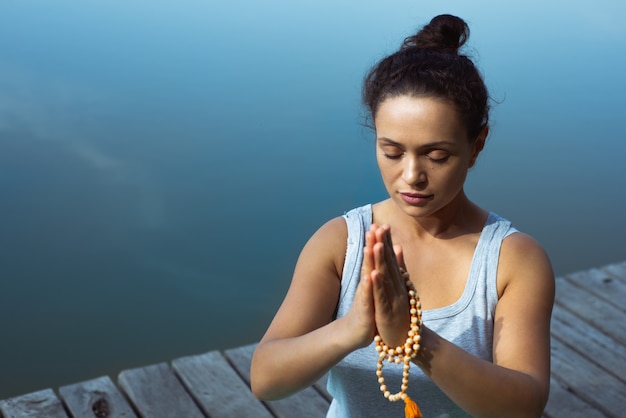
[251,316,360,400]
[415,327,548,418]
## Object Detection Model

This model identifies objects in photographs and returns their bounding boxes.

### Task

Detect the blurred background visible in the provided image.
[1,0,625,398]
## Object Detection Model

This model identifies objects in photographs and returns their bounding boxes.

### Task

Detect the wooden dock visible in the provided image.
[1,261,625,417]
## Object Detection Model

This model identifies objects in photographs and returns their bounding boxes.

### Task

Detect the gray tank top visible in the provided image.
[326,204,517,417]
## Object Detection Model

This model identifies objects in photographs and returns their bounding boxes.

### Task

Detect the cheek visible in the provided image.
[377,160,399,183]
[440,166,469,190]
[427,163,467,186]
[375,154,390,172]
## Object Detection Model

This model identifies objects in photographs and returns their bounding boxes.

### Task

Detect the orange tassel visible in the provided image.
[404,396,422,418]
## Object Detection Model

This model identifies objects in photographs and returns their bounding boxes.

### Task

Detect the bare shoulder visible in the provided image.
[259,216,348,342]
[497,231,555,299]
[493,231,555,396]
[296,216,348,279]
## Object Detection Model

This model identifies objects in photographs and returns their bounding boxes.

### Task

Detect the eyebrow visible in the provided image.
[376,137,457,148]
[377,137,403,146]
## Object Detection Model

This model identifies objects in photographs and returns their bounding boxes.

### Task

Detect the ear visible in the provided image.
[469,125,488,168]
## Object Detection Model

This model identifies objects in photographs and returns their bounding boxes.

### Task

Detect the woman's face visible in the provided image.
[375,95,483,218]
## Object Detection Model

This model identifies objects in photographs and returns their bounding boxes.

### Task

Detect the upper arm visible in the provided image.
[259,216,348,343]
[493,232,555,396]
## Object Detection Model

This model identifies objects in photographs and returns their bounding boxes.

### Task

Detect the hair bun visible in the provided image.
[402,14,469,54]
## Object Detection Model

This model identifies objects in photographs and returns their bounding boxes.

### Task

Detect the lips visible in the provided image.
[399,192,433,205]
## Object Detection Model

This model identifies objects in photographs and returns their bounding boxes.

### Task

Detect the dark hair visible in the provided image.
[363,14,489,140]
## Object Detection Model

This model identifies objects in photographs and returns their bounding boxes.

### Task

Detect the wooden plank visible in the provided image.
[550,336,626,417]
[554,276,626,346]
[543,376,608,418]
[117,363,204,418]
[59,375,137,418]
[172,350,273,418]
[4,261,626,418]
[0,389,68,418]
[565,267,626,312]
[551,304,626,384]
[225,344,331,401]
[224,344,330,418]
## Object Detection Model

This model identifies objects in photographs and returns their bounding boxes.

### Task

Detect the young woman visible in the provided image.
[251,14,554,418]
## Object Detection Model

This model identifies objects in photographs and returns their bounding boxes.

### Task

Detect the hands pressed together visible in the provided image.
[347,224,412,349]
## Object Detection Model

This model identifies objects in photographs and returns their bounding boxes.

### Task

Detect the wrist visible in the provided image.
[412,326,439,373]
[334,315,374,352]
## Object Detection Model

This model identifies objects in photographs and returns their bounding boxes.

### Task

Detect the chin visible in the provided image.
[394,201,434,218]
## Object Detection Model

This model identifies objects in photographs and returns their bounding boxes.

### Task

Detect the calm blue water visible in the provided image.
[1,0,625,398]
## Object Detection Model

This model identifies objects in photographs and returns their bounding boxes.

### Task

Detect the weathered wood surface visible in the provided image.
[542,261,626,418]
[172,349,273,418]
[118,363,205,418]
[59,376,136,418]
[1,261,625,418]
[224,344,331,418]
[0,389,67,418]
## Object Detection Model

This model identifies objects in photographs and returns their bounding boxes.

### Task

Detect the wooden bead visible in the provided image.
[373,269,422,404]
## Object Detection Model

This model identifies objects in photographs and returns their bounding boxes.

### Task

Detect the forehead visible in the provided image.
[374,96,469,143]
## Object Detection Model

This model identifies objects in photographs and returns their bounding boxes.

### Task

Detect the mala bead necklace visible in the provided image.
[374,267,423,418]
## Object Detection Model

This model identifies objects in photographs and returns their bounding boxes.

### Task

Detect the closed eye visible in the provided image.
[426,150,450,163]
[427,155,450,163]
[382,152,403,160]
[378,142,405,160]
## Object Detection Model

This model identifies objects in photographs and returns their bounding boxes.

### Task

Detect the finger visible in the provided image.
[393,244,405,271]
[374,224,386,244]
[375,225,397,270]
[362,230,376,278]
[373,241,388,280]
[357,271,375,314]
[390,244,409,295]
[371,269,407,346]
[373,227,392,275]
[381,225,400,270]
[379,226,405,296]
[369,224,381,241]
[351,271,376,346]
[374,240,403,304]
[370,269,392,316]
[362,245,374,281]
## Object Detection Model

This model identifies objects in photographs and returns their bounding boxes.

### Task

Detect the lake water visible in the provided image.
[1,0,625,398]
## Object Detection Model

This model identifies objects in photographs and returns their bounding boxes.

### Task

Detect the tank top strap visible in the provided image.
[479,212,518,309]
[339,204,372,314]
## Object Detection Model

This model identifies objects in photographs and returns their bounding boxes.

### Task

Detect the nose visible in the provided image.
[402,156,427,187]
